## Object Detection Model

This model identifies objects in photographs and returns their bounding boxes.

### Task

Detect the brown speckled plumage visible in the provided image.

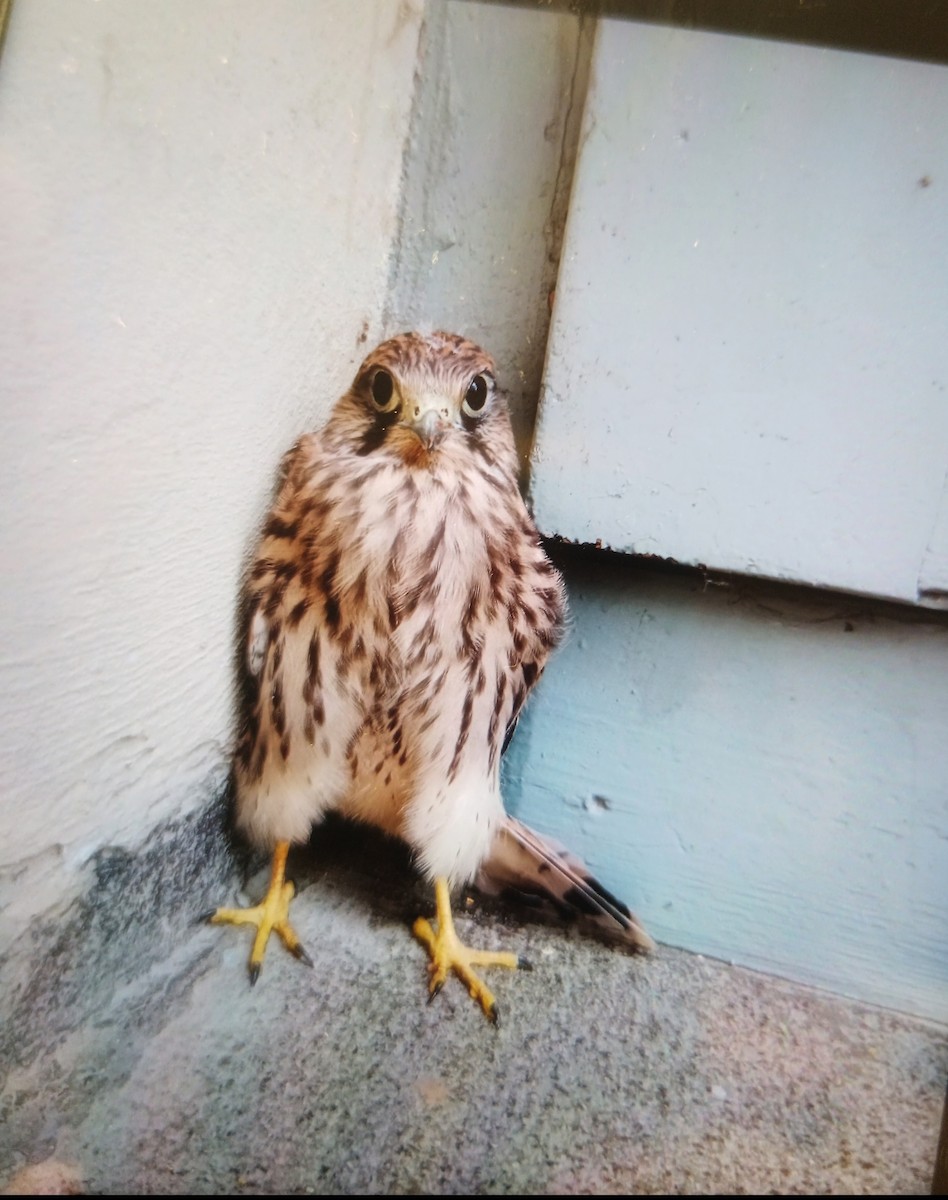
[226,331,651,983]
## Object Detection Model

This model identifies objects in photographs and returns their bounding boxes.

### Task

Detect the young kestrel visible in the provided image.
[210,331,651,1020]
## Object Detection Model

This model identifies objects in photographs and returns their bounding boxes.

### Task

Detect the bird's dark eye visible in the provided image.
[371,368,397,411]
[462,374,489,417]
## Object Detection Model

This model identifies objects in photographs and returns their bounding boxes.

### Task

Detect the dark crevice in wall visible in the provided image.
[544,537,948,628]
[464,0,948,66]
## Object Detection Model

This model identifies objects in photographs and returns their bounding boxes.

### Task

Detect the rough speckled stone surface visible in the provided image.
[1,809,945,1195]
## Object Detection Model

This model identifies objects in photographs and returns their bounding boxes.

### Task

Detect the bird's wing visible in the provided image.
[474,815,654,952]
[242,433,322,643]
[234,433,323,780]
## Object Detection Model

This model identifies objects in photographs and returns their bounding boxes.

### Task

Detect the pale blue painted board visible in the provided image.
[503,561,948,1021]
[533,21,948,604]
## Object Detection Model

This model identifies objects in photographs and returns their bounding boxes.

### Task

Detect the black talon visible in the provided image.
[517,956,533,971]
[248,963,261,988]
[427,980,444,1005]
[488,1002,500,1027]
[197,909,218,925]
[292,944,314,969]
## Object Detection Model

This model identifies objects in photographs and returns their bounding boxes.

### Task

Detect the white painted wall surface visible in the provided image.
[504,561,948,1022]
[533,21,948,605]
[0,0,422,943]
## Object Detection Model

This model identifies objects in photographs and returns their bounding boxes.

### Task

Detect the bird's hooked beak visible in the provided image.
[406,395,451,450]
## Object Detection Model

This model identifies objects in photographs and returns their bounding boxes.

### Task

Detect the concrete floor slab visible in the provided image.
[2,811,945,1194]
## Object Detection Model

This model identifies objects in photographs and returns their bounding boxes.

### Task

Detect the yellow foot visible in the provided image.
[205,840,312,985]
[413,877,528,1024]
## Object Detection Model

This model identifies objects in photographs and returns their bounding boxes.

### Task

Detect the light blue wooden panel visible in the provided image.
[503,559,948,1022]
[532,21,948,605]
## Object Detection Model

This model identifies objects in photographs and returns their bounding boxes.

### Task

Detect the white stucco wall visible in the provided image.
[0,0,423,943]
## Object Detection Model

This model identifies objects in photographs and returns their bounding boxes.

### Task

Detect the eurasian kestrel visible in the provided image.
[210,331,651,1020]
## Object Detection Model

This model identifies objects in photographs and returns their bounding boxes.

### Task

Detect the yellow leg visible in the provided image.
[413,876,526,1023]
[207,840,312,985]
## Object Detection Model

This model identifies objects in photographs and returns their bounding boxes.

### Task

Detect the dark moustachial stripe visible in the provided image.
[356,422,389,457]
[356,408,399,457]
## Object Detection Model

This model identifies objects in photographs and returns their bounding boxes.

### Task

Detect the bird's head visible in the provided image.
[328,331,516,474]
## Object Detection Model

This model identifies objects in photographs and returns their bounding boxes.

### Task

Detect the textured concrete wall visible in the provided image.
[0,0,422,946]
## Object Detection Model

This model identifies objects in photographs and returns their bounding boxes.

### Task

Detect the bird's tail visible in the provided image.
[475,816,654,953]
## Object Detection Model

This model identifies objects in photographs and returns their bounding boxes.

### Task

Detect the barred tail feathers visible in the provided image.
[475,816,654,953]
